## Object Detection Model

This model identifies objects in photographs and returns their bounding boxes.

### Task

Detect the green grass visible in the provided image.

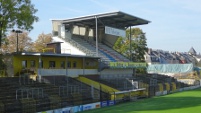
[81,88,201,113]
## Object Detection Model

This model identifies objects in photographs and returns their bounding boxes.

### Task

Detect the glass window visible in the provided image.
[67,61,71,68]
[22,60,27,69]
[73,61,77,68]
[30,60,35,67]
[61,61,65,69]
[49,61,56,68]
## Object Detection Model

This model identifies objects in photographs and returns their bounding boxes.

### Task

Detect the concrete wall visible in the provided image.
[100,69,133,78]
[52,36,86,55]
[38,69,98,77]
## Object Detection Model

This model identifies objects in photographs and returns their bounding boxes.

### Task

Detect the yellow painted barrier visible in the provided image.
[171,82,177,91]
[113,88,146,101]
[76,76,119,92]
[76,76,147,100]
[76,76,119,100]
[158,83,164,92]
[144,83,149,97]
[165,83,170,92]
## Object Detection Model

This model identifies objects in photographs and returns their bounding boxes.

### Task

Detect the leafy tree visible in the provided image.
[0,0,38,47]
[113,37,123,53]
[113,28,148,62]
[128,28,148,62]
[33,33,52,52]
[1,32,33,53]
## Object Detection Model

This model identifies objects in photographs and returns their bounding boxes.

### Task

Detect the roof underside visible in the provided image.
[60,11,150,29]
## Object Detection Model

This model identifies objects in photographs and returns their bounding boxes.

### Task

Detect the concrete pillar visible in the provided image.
[84,27,90,41]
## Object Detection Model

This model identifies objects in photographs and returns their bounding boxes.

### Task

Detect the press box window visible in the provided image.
[61,61,65,68]
[67,61,71,68]
[73,61,77,68]
[30,60,35,67]
[49,61,56,68]
[22,60,27,69]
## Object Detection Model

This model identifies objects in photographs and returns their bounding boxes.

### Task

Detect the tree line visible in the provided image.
[0,32,52,54]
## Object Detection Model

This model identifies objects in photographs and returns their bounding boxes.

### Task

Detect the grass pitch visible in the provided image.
[81,88,201,113]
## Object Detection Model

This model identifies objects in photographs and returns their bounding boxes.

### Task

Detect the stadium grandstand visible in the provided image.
[0,11,200,113]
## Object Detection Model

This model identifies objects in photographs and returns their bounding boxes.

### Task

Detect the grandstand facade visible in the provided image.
[50,11,150,79]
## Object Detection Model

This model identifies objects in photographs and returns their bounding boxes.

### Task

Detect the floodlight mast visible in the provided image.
[12,29,22,53]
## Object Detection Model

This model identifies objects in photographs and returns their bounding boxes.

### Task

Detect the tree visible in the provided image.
[113,37,123,53]
[33,33,52,52]
[130,29,148,62]
[1,32,33,53]
[0,0,38,47]
[113,28,148,62]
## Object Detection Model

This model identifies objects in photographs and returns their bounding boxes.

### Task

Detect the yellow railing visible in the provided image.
[42,48,55,53]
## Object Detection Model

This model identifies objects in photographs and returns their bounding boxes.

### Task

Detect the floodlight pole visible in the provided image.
[95,16,98,57]
[12,30,22,53]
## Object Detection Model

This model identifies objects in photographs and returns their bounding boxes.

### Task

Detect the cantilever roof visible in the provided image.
[53,11,150,29]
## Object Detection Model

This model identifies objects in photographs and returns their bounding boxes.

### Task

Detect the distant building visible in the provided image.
[188,47,197,56]
[145,48,197,65]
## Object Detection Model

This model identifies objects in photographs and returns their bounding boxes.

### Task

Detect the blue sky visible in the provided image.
[30,0,201,53]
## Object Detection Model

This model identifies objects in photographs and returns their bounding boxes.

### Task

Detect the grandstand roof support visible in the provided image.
[95,16,98,57]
